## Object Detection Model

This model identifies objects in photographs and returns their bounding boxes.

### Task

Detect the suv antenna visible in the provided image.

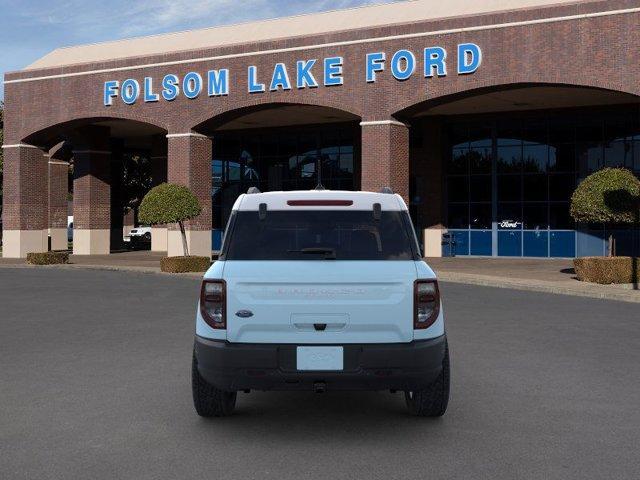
[314,182,326,191]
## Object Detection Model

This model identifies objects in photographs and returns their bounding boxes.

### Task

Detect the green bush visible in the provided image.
[570,168,640,224]
[160,256,211,273]
[139,183,202,225]
[574,256,640,284]
[26,251,69,265]
[139,183,203,256]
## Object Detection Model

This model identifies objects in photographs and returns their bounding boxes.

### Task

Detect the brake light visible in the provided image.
[414,280,440,329]
[287,200,353,206]
[200,280,226,329]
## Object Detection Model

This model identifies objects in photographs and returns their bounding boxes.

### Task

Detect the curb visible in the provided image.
[0,263,204,278]
[436,272,640,303]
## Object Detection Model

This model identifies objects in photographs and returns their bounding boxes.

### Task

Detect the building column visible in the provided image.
[150,134,168,252]
[1,143,49,258]
[48,143,70,251]
[411,119,446,257]
[123,210,135,241]
[166,132,212,257]
[72,126,112,255]
[110,142,125,251]
[360,120,410,204]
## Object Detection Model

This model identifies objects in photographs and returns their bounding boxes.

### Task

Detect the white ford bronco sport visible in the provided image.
[192,188,449,417]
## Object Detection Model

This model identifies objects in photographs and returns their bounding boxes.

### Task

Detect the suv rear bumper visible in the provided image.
[194,335,447,392]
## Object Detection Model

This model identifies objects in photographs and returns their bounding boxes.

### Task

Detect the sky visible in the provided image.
[0,0,400,100]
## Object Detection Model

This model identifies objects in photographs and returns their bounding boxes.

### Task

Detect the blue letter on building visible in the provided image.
[366,52,385,83]
[424,47,447,77]
[183,72,203,99]
[208,69,229,96]
[296,60,318,89]
[270,63,292,91]
[121,79,140,105]
[324,57,344,86]
[390,50,416,81]
[248,66,265,93]
[162,74,180,101]
[144,77,159,102]
[104,80,119,106]
[457,43,482,74]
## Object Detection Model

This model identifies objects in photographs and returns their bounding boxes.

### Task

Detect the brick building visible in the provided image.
[3,0,640,258]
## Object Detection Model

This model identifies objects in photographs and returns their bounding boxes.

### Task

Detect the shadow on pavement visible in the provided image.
[189,390,446,442]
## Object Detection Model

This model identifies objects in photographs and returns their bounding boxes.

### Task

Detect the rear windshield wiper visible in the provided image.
[287,247,337,259]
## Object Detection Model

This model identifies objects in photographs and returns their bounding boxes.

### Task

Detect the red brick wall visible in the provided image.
[48,161,68,229]
[72,151,111,230]
[4,0,640,145]
[167,135,212,231]
[3,0,640,235]
[2,146,48,230]
[361,123,410,203]
[411,119,445,229]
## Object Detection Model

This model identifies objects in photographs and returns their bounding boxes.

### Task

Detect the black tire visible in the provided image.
[404,341,450,417]
[144,232,151,241]
[192,353,237,417]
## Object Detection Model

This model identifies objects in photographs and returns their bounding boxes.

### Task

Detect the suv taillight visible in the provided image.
[200,280,226,329]
[414,280,440,329]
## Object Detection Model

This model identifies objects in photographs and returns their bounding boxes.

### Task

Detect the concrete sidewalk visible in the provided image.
[1,252,639,303]
[0,251,182,275]
[0,250,165,268]
[426,257,640,303]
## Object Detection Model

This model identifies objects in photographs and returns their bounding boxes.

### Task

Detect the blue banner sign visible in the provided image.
[104,43,481,106]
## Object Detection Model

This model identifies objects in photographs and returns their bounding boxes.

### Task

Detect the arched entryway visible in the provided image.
[3,117,167,257]
[396,84,640,258]
[194,103,361,250]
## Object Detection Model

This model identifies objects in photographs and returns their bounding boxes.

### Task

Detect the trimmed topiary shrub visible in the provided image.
[571,168,640,224]
[26,251,69,265]
[570,168,640,256]
[139,183,203,257]
[160,256,211,273]
[574,256,640,284]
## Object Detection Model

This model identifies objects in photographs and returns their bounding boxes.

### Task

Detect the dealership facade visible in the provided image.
[3,0,640,258]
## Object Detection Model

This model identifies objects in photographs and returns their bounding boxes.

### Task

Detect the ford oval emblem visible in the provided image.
[235,310,254,318]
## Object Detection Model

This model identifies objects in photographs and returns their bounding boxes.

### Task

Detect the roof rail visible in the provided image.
[247,187,261,194]
[380,187,394,194]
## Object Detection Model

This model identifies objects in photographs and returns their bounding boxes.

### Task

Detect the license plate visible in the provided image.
[296,346,344,371]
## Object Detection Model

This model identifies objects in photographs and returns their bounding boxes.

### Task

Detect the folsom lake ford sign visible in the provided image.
[103,43,482,106]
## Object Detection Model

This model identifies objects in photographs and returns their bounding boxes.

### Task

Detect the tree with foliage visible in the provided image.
[570,168,640,256]
[138,183,202,256]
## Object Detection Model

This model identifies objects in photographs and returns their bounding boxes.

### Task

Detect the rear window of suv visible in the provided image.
[222,210,420,260]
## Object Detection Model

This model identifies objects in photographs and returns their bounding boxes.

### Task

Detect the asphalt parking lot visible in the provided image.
[1,268,639,480]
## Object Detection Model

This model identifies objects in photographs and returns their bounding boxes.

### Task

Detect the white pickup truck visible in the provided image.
[192,189,449,417]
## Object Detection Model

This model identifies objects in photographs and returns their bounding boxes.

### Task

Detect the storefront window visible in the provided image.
[470,203,491,229]
[444,107,640,258]
[497,145,522,173]
[470,175,491,202]
[450,148,469,174]
[523,144,548,173]
[469,147,492,174]
[211,123,358,232]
